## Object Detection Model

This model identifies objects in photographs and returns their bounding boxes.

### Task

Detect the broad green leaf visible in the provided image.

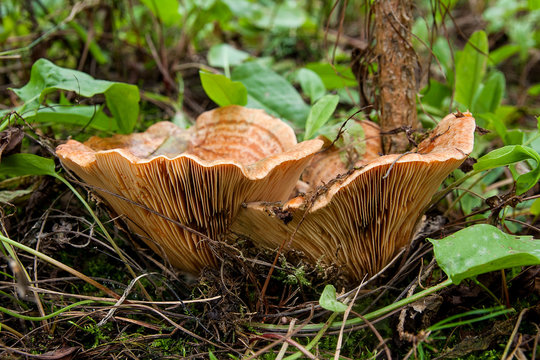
[530,0,540,10]
[474,145,540,194]
[232,62,309,125]
[429,224,540,285]
[11,59,139,133]
[472,71,505,114]
[296,68,326,103]
[24,105,119,132]
[207,44,250,68]
[0,154,56,178]
[139,0,181,26]
[305,63,358,90]
[199,71,247,107]
[304,95,339,140]
[319,285,348,313]
[455,31,489,109]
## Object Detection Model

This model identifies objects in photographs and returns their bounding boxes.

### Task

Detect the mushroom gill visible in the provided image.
[56,105,324,274]
[231,112,476,281]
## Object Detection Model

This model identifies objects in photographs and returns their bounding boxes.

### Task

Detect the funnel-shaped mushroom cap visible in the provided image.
[56,105,324,274]
[302,120,382,189]
[231,113,476,281]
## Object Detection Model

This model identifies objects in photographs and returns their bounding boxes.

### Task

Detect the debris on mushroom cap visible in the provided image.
[302,120,382,189]
[56,105,324,274]
[231,112,476,281]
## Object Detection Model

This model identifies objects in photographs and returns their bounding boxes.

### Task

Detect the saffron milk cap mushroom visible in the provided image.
[56,105,323,274]
[231,112,476,281]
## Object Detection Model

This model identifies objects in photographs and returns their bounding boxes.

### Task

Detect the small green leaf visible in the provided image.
[296,68,326,103]
[305,63,358,90]
[232,62,309,125]
[528,83,540,96]
[208,350,219,360]
[489,44,520,65]
[429,224,540,285]
[304,95,339,140]
[531,198,540,216]
[199,71,247,106]
[207,44,250,68]
[455,31,489,109]
[474,145,540,194]
[472,71,505,114]
[319,285,348,313]
[11,59,139,133]
[0,154,57,178]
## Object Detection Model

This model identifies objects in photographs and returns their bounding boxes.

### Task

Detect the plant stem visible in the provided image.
[0,300,99,321]
[251,278,454,333]
[0,234,119,299]
[283,312,340,360]
[55,174,154,303]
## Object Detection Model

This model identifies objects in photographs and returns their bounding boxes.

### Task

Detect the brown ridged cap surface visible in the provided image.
[231,113,476,281]
[56,105,323,274]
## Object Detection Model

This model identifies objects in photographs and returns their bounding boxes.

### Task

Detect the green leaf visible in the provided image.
[474,145,540,194]
[199,71,247,107]
[429,224,540,285]
[528,83,540,96]
[319,285,348,313]
[306,63,358,90]
[304,95,339,140]
[24,105,119,132]
[531,198,540,216]
[420,79,452,109]
[296,68,326,103]
[11,59,139,133]
[232,62,309,125]
[530,0,540,10]
[208,350,218,360]
[489,44,520,65]
[207,44,250,68]
[472,71,505,114]
[139,0,181,26]
[455,31,489,109]
[0,154,57,178]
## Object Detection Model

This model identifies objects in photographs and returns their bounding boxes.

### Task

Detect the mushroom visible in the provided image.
[231,112,476,281]
[301,120,382,189]
[56,105,324,274]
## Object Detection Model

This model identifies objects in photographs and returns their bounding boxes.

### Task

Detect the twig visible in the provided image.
[502,308,528,360]
[276,319,297,360]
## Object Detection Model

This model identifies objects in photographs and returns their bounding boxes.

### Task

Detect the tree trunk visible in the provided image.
[373,0,418,153]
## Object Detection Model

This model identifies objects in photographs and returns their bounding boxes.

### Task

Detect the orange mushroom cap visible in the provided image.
[231,112,476,281]
[56,105,323,274]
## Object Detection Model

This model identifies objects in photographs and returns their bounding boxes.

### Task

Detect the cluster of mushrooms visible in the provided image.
[56,105,476,281]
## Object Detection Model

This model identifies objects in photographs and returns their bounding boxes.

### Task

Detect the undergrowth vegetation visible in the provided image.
[0,0,539,358]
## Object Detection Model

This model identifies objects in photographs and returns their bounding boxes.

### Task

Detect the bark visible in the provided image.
[373,0,419,153]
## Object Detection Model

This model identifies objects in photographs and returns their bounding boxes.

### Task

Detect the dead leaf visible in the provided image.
[0,126,24,161]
